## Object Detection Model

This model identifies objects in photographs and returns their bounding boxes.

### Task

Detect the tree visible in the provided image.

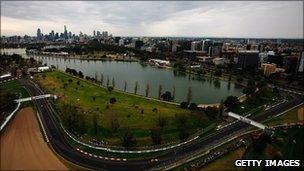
[180,102,189,109]
[224,96,240,109]
[78,71,84,78]
[77,80,80,86]
[236,76,243,83]
[247,80,255,87]
[150,127,162,145]
[106,75,109,87]
[112,77,115,88]
[218,100,224,118]
[110,115,120,132]
[156,115,167,130]
[273,87,279,94]
[108,86,114,93]
[60,103,86,134]
[100,73,104,85]
[92,112,98,135]
[158,85,162,99]
[243,86,256,96]
[187,86,192,103]
[176,114,189,140]
[124,80,127,92]
[145,83,150,97]
[134,81,139,94]
[161,91,173,101]
[121,129,136,147]
[110,97,117,104]
[172,86,176,101]
[188,103,197,110]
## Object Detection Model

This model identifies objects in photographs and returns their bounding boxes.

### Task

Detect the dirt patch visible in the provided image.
[0,107,68,170]
[298,107,304,121]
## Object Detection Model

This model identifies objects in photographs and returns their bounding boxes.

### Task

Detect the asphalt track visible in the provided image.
[20,78,303,171]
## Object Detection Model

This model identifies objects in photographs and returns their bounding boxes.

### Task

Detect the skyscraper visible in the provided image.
[64,25,68,39]
[37,28,42,40]
[237,50,259,70]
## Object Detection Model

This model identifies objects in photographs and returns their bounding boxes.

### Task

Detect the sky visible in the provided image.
[1,1,303,38]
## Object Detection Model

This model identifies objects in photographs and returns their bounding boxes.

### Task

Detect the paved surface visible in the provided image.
[20,78,303,171]
[0,107,67,170]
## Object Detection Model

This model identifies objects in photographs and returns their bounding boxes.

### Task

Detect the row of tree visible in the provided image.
[64,68,198,104]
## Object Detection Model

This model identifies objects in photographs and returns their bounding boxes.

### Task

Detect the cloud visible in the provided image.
[1,1,303,38]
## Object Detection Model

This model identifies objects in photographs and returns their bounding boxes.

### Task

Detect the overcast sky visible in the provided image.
[1,1,303,38]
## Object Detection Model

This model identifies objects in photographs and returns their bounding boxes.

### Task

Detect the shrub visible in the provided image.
[108,86,114,92]
[180,102,189,109]
[188,103,198,110]
[110,97,117,104]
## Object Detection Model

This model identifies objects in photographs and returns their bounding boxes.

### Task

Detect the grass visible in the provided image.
[0,79,29,98]
[201,147,246,171]
[231,88,285,116]
[243,127,304,171]
[35,71,212,146]
[264,105,303,125]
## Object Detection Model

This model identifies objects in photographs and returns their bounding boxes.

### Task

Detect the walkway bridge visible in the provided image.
[14,94,57,103]
[225,112,274,135]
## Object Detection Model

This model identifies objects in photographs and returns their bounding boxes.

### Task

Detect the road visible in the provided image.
[20,78,303,170]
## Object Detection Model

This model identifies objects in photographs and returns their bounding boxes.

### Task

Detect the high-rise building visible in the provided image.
[236,50,259,70]
[191,41,199,51]
[202,39,212,52]
[210,41,223,57]
[102,31,108,38]
[93,30,96,37]
[64,25,68,39]
[297,52,304,73]
[37,28,42,40]
[261,63,277,77]
[284,56,298,74]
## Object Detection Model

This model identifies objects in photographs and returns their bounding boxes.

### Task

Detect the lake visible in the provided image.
[1,48,243,104]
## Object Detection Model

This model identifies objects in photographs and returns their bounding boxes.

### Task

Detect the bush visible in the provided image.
[108,86,114,92]
[188,103,198,110]
[180,102,189,109]
[110,97,117,104]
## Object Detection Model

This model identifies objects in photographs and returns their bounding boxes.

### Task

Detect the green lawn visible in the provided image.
[231,88,285,116]
[243,127,304,171]
[0,79,29,98]
[36,71,211,146]
[265,105,303,125]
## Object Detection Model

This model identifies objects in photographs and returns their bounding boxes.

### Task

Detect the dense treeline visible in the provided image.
[34,40,165,61]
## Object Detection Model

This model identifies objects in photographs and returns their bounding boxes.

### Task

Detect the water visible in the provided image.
[1,48,243,104]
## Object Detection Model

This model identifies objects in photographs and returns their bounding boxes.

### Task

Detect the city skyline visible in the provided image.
[1,1,303,38]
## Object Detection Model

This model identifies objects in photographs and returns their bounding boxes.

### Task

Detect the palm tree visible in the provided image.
[187,86,192,103]
[158,85,162,99]
[145,83,150,97]
[100,73,104,85]
[134,81,139,94]
[124,80,127,92]
[106,75,109,87]
[112,77,115,88]
[172,85,176,101]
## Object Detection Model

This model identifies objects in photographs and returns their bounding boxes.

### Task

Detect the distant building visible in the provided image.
[297,52,304,73]
[191,41,200,51]
[213,57,226,66]
[37,28,42,40]
[118,38,124,46]
[284,56,298,74]
[38,66,50,72]
[202,39,212,52]
[261,63,277,77]
[236,50,259,70]
[267,53,284,68]
[210,42,223,57]
[135,40,144,50]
